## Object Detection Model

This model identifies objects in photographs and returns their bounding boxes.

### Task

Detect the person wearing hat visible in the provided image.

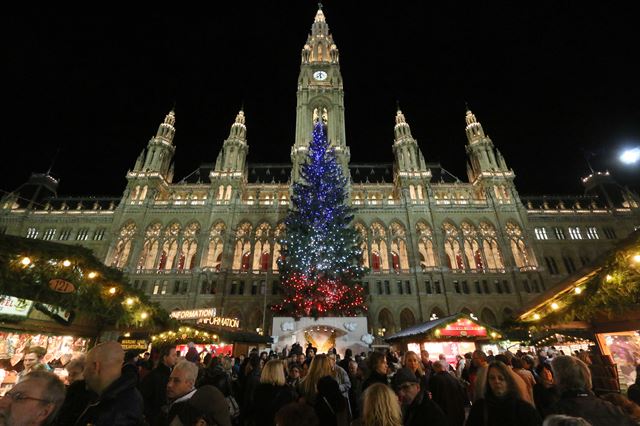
[174,385,231,426]
[391,367,448,426]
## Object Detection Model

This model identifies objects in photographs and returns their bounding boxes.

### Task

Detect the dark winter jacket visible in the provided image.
[198,365,233,397]
[429,371,467,426]
[74,373,144,426]
[403,390,448,426]
[547,390,636,426]
[362,370,388,391]
[139,362,171,425]
[249,383,297,426]
[52,380,97,426]
[465,395,541,426]
[532,383,560,418]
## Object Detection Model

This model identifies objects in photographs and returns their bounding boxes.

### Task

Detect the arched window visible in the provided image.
[400,308,416,329]
[111,222,136,268]
[378,308,395,335]
[416,222,437,270]
[137,222,162,270]
[253,223,271,272]
[390,222,409,272]
[461,221,483,272]
[370,222,388,272]
[232,222,252,272]
[178,222,200,270]
[480,308,497,326]
[430,307,445,320]
[479,222,505,271]
[354,223,369,268]
[272,223,285,272]
[443,222,464,270]
[158,222,181,270]
[204,222,225,271]
[505,222,537,268]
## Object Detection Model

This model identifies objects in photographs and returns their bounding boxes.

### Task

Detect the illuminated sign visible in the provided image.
[170,308,216,320]
[0,296,34,317]
[438,318,487,337]
[48,279,76,294]
[120,339,149,351]
[197,316,240,328]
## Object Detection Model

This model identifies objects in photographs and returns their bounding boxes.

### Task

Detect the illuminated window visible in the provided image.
[553,227,566,240]
[93,228,106,241]
[586,227,599,240]
[76,228,89,241]
[568,227,582,240]
[534,227,548,240]
[42,228,56,241]
[26,227,39,239]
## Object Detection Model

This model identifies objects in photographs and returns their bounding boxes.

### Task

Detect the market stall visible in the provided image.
[385,313,503,367]
[0,235,169,393]
[514,230,640,391]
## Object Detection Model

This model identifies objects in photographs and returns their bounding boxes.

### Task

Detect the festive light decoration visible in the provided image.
[0,234,169,328]
[272,120,367,318]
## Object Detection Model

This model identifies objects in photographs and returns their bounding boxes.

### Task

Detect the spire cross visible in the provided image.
[318,2,323,9]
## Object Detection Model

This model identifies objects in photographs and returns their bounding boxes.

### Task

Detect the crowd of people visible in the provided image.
[1,341,640,426]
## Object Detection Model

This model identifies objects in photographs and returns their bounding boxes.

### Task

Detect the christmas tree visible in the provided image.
[272,119,367,319]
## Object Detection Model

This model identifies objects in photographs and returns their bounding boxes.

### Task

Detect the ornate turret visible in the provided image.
[213,109,249,176]
[392,108,428,174]
[464,106,510,182]
[138,109,177,181]
[292,4,349,182]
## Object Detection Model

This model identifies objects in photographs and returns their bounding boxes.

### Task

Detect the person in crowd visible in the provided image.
[543,415,594,426]
[487,350,495,363]
[466,360,541,426]
[429,360,466,426]
[420,350,433,377]
[351,382,402,426]
[523,354,540,384]
[286,363,302,387]
[314,375,348,426]
[470,350,488,402]
[75,341,144,425]
[627,365,640,406]
[173,385,232,426]
[298,354,333,404]
[512,357,536,404]
[185,342,200,364]
[455,354,465,379]
[338,348,353,372]
[274,402,319,426]
[403,351,429,395]
[198,356,233,398]
[328,353,351,403]
[17,346,49,383]
[391,367,447,426]
[140,344,178,425]
[362,352,388,391]
[347,360,364,420]
[122,350,140,384]
[250,360,297,426]
[164,360,199,425]
[547,355,635,426]
[533,363,560,418]
[53,356,97,426]
[241,354,263,421]
[0,371,65,426]
[600,392,640,423]
[65,356,85,385]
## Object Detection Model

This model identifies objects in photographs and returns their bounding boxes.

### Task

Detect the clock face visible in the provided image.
[313,70,328,81]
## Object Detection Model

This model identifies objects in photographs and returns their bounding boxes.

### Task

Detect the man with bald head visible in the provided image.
[73,341,144,425]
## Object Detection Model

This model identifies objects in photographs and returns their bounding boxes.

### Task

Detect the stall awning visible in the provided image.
[385,313,502,343]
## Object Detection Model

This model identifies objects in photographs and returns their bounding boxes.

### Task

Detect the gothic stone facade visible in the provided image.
[2,8,639,337]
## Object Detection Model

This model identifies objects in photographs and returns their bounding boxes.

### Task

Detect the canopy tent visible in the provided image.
[386,313,503,344]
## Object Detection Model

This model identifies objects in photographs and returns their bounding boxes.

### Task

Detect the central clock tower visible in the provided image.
[292,5,350,182]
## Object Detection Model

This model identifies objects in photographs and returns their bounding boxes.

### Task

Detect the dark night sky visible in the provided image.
[3,4,639,199]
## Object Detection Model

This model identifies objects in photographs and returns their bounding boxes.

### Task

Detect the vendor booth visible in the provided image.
[514,230,640,391]
[0,235,169,394]
[162,308,272,357]
[385,313,503,367]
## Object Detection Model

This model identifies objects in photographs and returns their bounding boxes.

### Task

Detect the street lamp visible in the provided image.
[619,147,640,165]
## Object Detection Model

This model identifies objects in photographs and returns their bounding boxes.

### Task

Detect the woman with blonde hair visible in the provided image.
[251,359,297,425]
[403,351,428,395]
[352,383,402,426]
[298,354,334,404]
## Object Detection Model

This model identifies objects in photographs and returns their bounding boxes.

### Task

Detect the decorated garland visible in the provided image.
[0,235,170,329]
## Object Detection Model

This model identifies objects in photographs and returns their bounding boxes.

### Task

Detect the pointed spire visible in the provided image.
[303,4,338,64]
[229,108,247,140]
[464,105,485,143]
[394,107,412,142]
[155,108,176,143]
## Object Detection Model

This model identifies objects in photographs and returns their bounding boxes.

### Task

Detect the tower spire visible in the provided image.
[214,108,249,175]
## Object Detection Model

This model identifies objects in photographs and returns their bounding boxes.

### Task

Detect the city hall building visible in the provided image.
[2,7,639,336]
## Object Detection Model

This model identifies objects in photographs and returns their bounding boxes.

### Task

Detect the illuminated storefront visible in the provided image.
[386,314,503,366]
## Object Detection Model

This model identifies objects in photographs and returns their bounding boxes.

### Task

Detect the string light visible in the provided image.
[88,271,98,279]
[126,298,134,306]
[62,260,71,267]
[551,302,559,310]
[140,312,148,319]
[20,257,31,266]
[574,287,582,294]
[109,287,117,295]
